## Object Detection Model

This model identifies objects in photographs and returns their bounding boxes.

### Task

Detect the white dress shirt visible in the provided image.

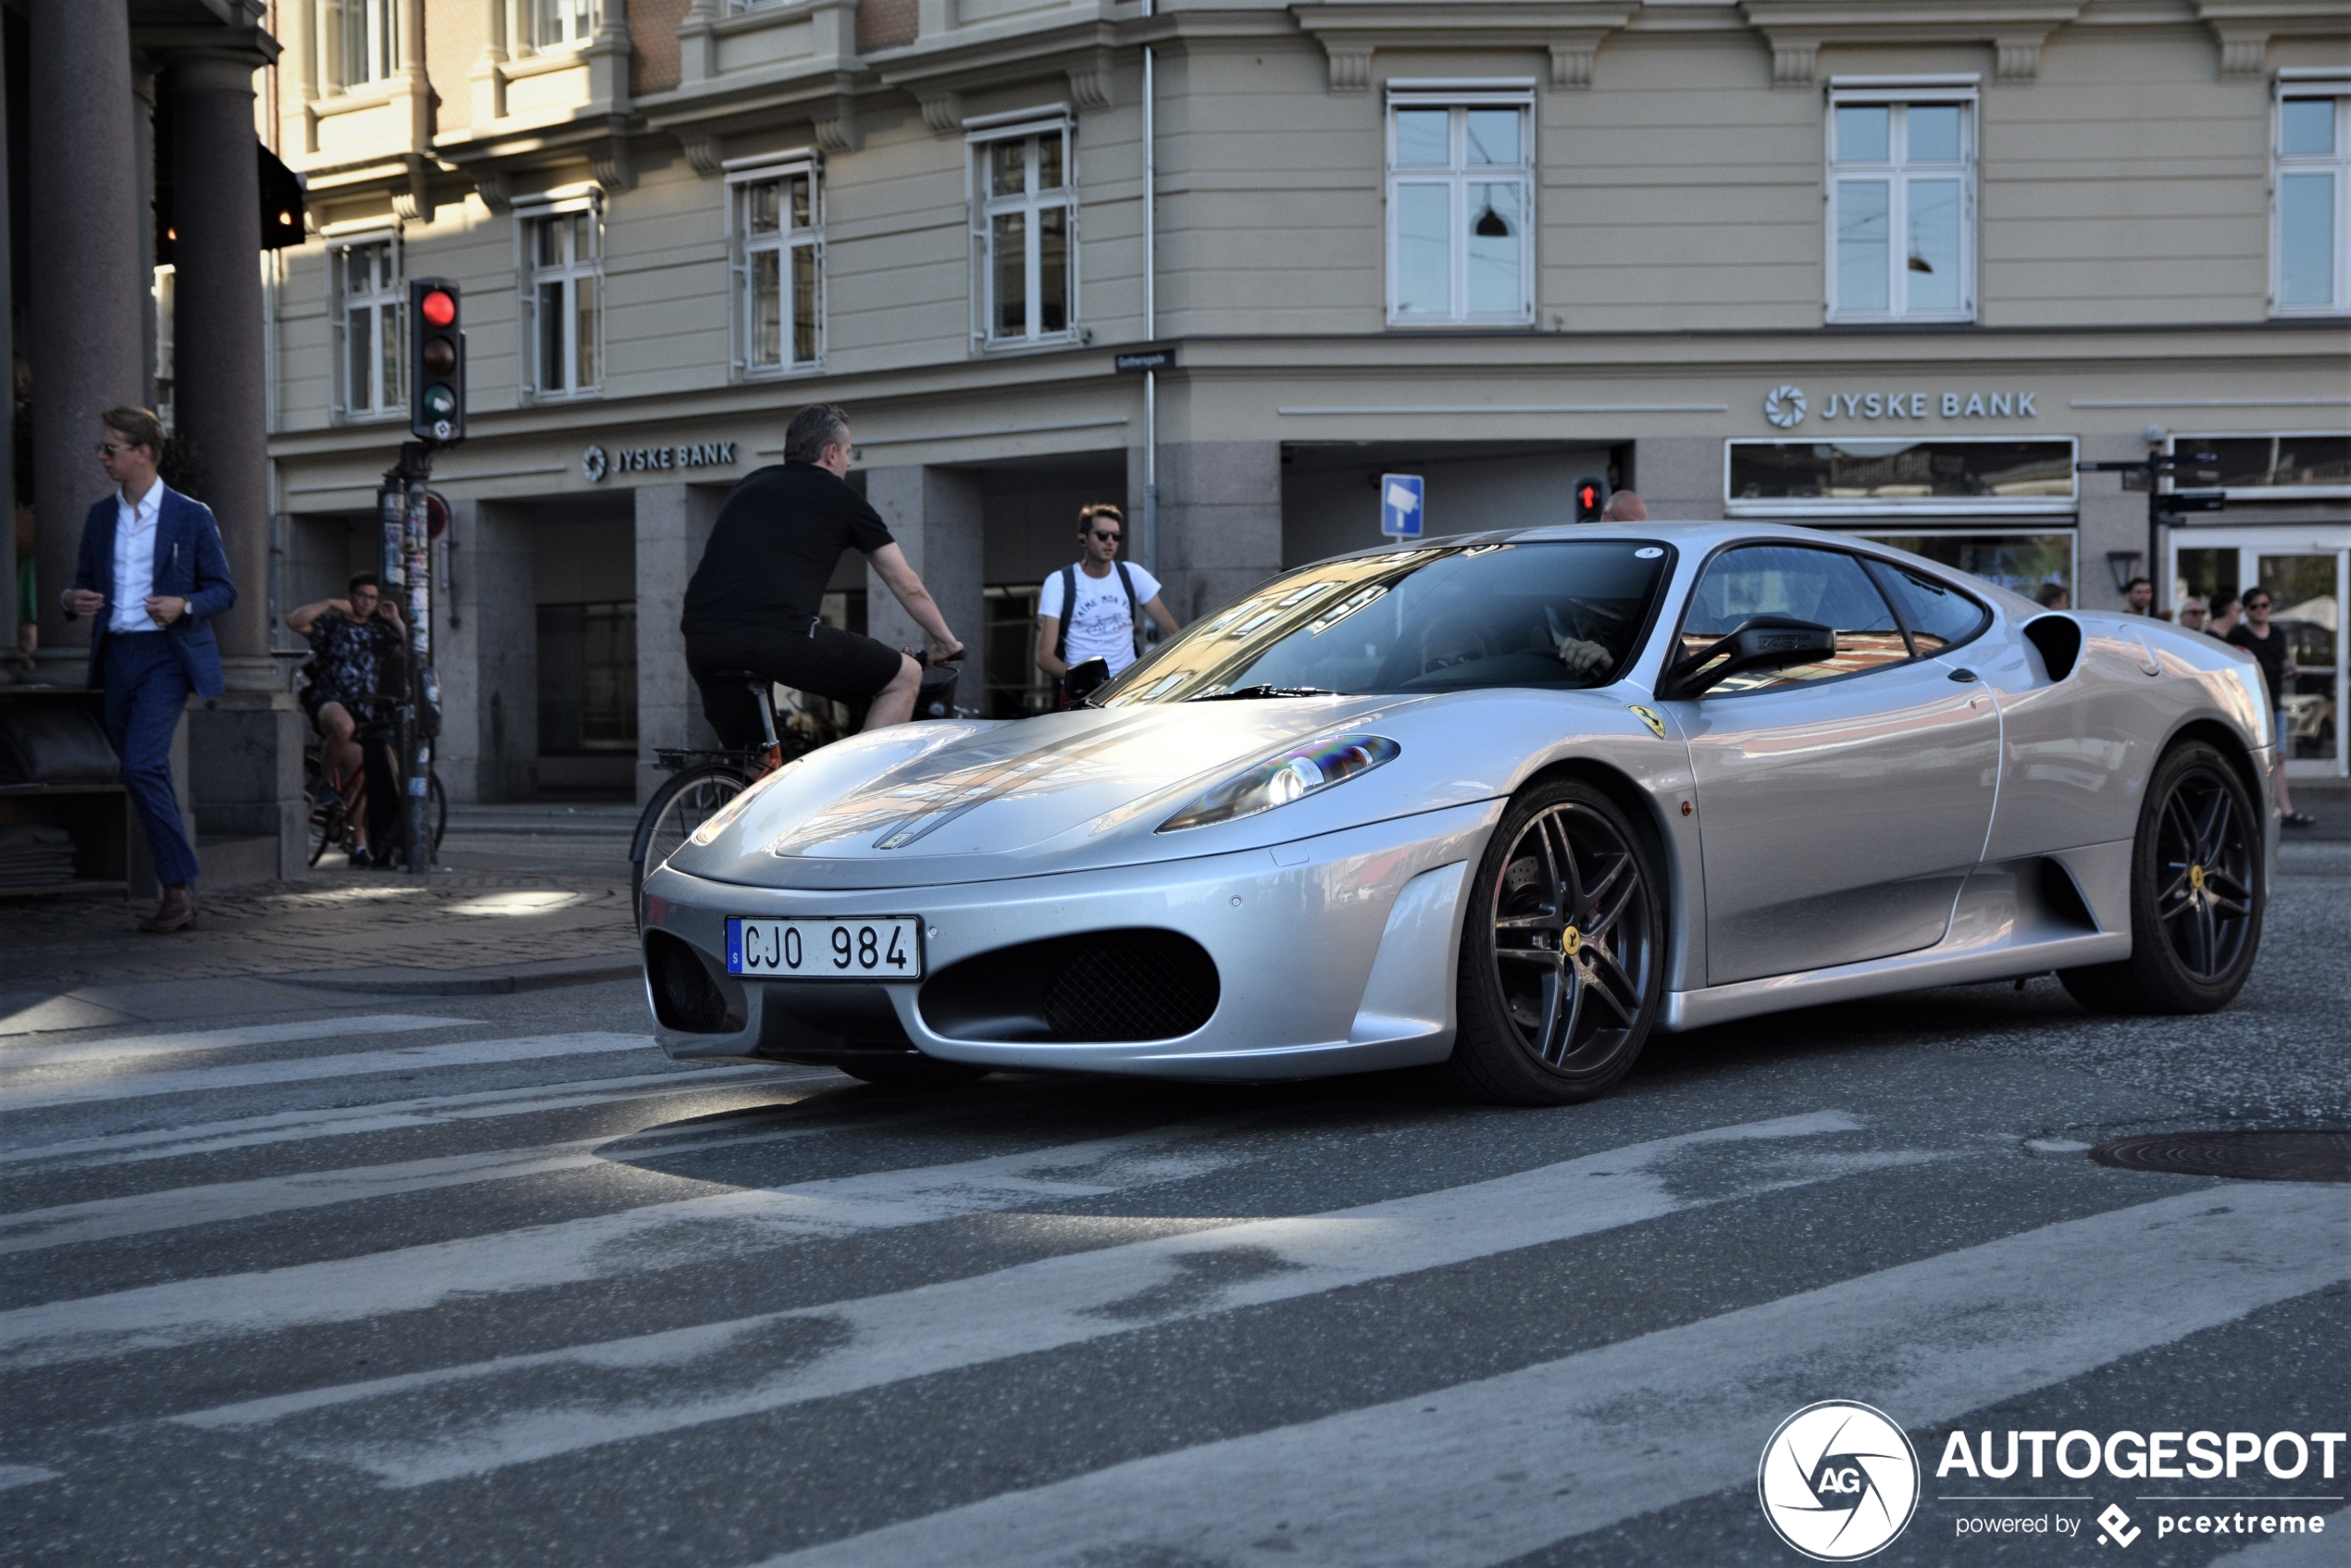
[107,479,169,635]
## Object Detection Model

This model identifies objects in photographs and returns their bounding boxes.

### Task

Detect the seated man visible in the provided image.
[286,574,405,867]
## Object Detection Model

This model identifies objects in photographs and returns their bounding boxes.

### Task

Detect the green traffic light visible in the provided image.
[422,385,456,417]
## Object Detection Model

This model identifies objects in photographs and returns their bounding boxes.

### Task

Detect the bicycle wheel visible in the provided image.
[429,772,448,856]
[633,765,749,930]
[305,753,344,867]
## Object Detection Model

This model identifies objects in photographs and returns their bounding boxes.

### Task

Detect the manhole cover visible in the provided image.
[2089,1131,2351,1183]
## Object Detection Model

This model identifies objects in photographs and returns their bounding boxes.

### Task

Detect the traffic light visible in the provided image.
[1574,475,1610,522]
[409,279,466,444]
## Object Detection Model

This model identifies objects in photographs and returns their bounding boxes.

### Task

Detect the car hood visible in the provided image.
[664,688,1646,891]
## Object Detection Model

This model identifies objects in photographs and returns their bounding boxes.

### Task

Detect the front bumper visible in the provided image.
[639,800,1499,1081]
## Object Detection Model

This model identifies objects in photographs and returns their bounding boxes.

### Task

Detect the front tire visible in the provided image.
[2060,740,2263,1014]
[1441,778,1666,1106]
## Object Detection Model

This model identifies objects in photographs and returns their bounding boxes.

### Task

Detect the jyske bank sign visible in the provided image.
[1761,387,2039,429]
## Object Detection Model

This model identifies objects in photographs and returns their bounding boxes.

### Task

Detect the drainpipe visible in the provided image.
[1141,0,1158,581]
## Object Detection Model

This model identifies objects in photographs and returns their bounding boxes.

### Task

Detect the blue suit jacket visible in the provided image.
[69,486,237,698]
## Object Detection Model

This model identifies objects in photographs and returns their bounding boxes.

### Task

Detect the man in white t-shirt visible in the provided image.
[1035,504,1181,696]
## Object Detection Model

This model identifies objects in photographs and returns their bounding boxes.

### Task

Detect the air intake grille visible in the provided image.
[1042,931,1221,1042]
[646,930,729,1033]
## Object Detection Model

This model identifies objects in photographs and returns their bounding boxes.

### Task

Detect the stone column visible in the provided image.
[635,482,727,803]
[169,50,273,675]
[865,465,985,703]
[27,0,144,668]
[456,500,540,802]
[1138,442,1282,625]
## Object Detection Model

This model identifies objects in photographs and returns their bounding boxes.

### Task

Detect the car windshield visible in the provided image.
[1096,540,1673,706]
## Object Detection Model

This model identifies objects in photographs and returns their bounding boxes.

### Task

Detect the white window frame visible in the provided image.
[329,230,404,421]
[321,0,397,91]
[1723,436,2080,517]
[516,194,603,402]
[2271,72,2351,316]
[1385,81,1536,328]
[1825,80,1978,324]
[967,110,1078,350]
[529,0,598,51]
[2168,430,2351,501]
[726,152,825,380]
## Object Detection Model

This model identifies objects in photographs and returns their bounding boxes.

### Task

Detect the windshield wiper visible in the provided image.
[1186,685,1343,702]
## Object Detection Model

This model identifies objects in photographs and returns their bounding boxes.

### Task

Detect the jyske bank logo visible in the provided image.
[1759,1400,1921,1561]
[1763,384,1808,429]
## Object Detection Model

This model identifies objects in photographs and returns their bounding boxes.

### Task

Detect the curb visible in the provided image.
[281,955,641,997]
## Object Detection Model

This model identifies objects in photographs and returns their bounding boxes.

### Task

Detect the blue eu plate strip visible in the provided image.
[725,917,743,975]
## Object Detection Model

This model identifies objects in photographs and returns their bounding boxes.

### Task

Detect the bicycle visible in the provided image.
[304,698,446,867]
[630,658,962,930]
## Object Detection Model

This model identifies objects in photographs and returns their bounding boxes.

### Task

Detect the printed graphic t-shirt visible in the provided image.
[1041,561,1163,675]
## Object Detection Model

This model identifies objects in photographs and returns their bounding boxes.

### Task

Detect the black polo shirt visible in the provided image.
[680,463,894,637]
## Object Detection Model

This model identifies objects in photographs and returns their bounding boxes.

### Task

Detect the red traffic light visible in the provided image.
[420,289,456,328]
[1580,485,1598,508]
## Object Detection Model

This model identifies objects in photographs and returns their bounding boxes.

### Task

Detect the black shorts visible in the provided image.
[687,620,906,750]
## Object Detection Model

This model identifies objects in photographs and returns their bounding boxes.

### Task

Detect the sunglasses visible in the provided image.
[94,442,143,457]
[2246,600,2272,611]
[1089,529,1123,542]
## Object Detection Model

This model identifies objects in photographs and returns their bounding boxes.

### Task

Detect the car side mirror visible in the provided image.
[1662,616,1837,699]
[1063,656,1113,703]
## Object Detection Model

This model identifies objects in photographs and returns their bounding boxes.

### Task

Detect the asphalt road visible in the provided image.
[2,841,2345,1568]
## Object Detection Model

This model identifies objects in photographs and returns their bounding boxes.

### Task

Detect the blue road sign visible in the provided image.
[1381,473,1424,538]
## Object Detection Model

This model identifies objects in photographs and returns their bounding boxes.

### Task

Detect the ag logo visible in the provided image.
[581,443,609,482]
[1763,384,1808,429]
[1758,1400,1920,1561]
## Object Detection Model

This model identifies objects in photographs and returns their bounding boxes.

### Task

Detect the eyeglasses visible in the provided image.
[1090,529,1123,542]
[2245,600,2273,611]
[94,442,139,457]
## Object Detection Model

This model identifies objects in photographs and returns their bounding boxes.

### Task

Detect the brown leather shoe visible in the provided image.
[138,883,197,934]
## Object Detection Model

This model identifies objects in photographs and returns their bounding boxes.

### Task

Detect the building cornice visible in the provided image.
[1739,2,2086,84]
[1289,3,1640,91]
[2192,0,2351,76]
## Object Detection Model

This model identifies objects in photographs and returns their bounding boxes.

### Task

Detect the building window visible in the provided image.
[521,207,601,399]
[732,164,823,376]
[330,236,403,420]
[2275,87,2350,313]
[323,0,396,89]
[1853,531,2076,606]
[1827,93,1975,322]
[2171,433,2351,497]
[972,121,1075,347]
[531,0,597,49]
[1724,439,2076,516]
[1387,92,1533,325]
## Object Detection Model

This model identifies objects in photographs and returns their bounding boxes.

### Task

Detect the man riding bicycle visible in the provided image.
[286,573,405,866]
[682,404,964,747]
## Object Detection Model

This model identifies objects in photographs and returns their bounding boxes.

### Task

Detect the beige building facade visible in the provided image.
[262,0,2351,803]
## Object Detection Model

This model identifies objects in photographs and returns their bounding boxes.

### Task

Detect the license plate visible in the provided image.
[726,916,924,980]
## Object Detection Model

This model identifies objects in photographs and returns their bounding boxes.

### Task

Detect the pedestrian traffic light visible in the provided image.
[409,279,466,445]
[1574,475,1610,522]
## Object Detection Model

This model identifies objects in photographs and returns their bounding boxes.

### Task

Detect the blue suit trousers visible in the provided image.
[104,632,201,888]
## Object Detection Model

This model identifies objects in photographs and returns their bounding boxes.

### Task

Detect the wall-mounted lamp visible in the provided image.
[2107,551,2144,593]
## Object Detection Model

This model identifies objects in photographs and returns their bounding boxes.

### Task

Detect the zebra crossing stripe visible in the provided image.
[174,1111,1900,1484]
[0,1031,660,1114]
[0,1121,1260,1370]
[0,1064,808,1172]
[0,1015,474,1072]
[748,1183,2348,1568]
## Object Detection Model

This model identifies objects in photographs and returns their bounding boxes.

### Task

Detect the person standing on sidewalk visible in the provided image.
[2227,590,2316,828]
[57,408,236,931]
[1035,504,1179,703]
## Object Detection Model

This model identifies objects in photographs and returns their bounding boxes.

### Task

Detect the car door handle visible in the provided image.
[1947,667,1980,682]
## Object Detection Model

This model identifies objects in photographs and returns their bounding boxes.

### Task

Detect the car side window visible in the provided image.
[1867,560,1990,653]
[1681,545,1912,694]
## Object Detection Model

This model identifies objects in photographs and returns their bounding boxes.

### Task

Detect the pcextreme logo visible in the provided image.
[1760,1400,1922,1561]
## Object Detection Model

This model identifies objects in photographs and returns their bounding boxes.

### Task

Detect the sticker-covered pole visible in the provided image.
[400,442,433,873]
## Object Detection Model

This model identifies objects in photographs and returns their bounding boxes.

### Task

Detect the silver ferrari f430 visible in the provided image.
[640,521,2275,1104]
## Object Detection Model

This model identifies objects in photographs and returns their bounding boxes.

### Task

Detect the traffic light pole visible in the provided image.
[400,444,434,874]
[2076,449,2222,602]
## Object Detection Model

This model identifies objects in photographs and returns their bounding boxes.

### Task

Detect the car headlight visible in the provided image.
[1157,734,1399,833]
[686,763,796,848]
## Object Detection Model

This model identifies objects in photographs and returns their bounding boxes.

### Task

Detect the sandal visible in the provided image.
[2283,811,2318,828]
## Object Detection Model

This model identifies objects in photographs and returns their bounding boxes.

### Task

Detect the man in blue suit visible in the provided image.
[59,406,237,932]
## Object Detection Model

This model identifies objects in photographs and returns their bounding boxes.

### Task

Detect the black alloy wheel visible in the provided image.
[1445,778,1664,1105]
[2061,740,2263,1014]
[631,765,749,931]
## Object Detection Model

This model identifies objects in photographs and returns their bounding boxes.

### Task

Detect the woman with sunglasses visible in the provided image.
[2226,591,2317,826]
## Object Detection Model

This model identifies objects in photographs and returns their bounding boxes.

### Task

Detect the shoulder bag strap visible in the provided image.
[1053,565,1076,663]
[1114,561,1140,655]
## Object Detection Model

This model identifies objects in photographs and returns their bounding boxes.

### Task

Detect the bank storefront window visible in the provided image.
[1854,531,2074,604]
[2274,80,2350,314]
[1726,439,2076,516]
[2171,432,2351,499]
[1386,84,1535,326]
[1826,82,1975,324]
